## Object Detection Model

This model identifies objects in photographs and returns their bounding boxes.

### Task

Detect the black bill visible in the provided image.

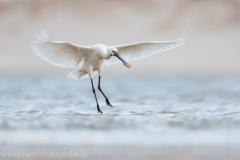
[113,51,131,68]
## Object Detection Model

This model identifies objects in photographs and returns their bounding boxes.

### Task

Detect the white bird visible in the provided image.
[31,31,187,113]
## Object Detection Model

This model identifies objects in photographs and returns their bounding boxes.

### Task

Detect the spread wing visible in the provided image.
[31,31,91,68]
[104,33,187,65]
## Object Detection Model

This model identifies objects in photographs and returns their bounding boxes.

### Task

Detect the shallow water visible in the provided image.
[0,74,240,146]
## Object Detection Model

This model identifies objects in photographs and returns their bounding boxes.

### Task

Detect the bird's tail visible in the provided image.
[68,69,98,80]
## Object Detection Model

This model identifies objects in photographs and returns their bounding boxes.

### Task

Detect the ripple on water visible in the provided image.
[0,75,240,146]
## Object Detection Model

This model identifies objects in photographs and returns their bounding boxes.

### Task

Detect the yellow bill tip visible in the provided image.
[125,64,131,68]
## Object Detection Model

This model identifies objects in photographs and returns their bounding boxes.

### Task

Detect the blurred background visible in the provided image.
[1,0,240,160]
[0,0,240,76]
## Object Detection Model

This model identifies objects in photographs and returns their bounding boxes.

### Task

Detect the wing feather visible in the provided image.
[104,33,187,65]
[31,31,90,68]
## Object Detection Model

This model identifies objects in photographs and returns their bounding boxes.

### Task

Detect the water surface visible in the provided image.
[0,74,240,147]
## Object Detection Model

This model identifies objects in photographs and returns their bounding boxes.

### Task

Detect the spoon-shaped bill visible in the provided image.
[114,52,131,68]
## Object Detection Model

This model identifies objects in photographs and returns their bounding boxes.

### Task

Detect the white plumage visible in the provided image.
[31,30,187,113]
[105,34,187,65]
[32,31,90,69]
[32,31,187,80]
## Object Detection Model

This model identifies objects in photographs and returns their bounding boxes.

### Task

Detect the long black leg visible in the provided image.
[91,79,102,113]
[98,76,113,107]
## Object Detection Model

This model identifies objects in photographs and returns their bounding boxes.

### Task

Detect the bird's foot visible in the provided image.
[98,109,103,114]
[106,98,113,107]
[97,105,103,114]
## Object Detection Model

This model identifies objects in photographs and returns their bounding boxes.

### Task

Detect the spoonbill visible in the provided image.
[31,31,187,113]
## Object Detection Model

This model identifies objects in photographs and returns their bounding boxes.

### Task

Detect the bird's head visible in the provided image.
[108,47,131,68]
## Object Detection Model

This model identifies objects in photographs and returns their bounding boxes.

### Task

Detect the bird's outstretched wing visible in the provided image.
[104,33,188,65]
[31,31,91,68]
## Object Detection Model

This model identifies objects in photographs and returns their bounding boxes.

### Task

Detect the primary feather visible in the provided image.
[104,33,187,65]
[31,31,90,68]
